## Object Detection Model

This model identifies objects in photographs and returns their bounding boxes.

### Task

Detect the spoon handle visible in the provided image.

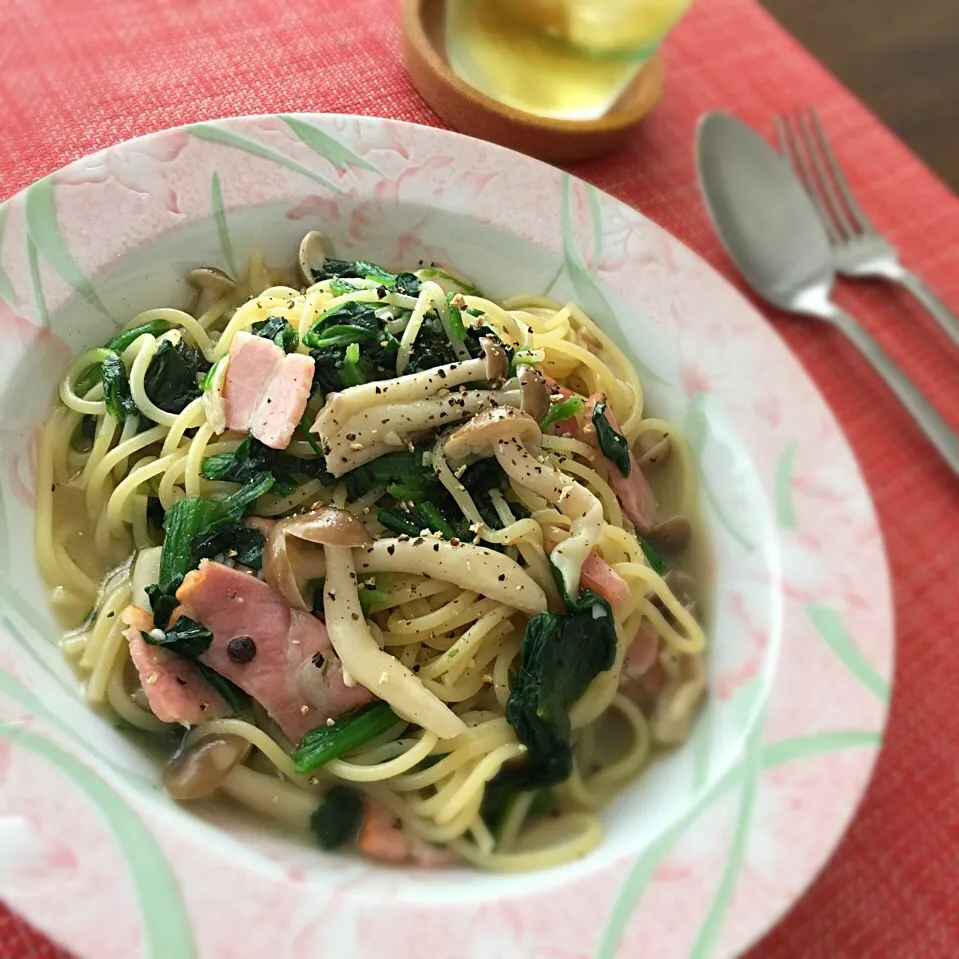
[830,306,959,476]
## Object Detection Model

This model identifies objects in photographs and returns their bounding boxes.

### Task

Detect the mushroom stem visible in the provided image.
[188,267,237,317]
[442,408,603,600]
[322,388,521,475]
[353,538,547,616]
[651,653,706,745]
[491,440,603,600]
[322,545,467,740]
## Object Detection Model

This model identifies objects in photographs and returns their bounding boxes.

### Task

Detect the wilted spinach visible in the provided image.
[101,353,139,420]
[141,615,213,659]
[144,339,206,415]
[252,315,299,353]
[310,786,365,850]
[503,590,617,788]
[592,399,631,477]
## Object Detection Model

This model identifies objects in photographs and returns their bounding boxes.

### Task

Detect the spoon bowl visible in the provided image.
[696,109,959,475]
[696,111,837,316]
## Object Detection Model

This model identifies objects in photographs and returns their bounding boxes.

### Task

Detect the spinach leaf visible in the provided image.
[157,497,220,594]
[145,583,180,631]
[339,342,366,387]
[215,472,276,522]
[310,345,348,397]
[310,786,365,850]
[292,701,399,772]
[541,395,584,432]
[146,497,165,532]
[377,507,423,538]
[191,523,266,569]
[144,339,205,415]
[446,292,467,342]
[101,352,139,420]
[419,502,456,540]
[73,348,112,398]
[105,319,171,354]
[378,504,464,541]
[406,321,457,373]
[310,324,379,349]
[458,458,510,534]
[504,590,617,787]
[141,615,213,659]
[140,612,250,714]
[344,450,439,501]
[156,474,275,596]
[309,258,399,288]
[309,257,361,283]
[592,399,631,477]
[394,272,422,296]
[349,260,396,286]
[201,436,329,495]
[481,782,554,833]
[303,301,380,349]
[200,357,223,392]
[193,662,250,714]
[638,535,668,576]
[71,415,97,452]
[417,267,481,296]
[464,325,513,365]
[252,315,299,353]
[357,574,390,613]
[328,277,356,296]
[460,458,507,498]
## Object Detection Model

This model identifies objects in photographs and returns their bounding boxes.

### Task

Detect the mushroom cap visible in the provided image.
[262,528,325,611]
[299,230,335,285]
[646,515,692,553]
[188,267,237,315]
[285,504,374,547]
[163,734,249,800]
[188,266,235,292]
[479,336,509,386]
[444,406,542,460]
[517,365,550,422]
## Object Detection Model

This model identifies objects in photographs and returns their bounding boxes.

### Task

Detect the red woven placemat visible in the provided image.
[1,0,957,956]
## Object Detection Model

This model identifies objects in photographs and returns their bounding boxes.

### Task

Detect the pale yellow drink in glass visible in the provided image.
[445,0,694,121]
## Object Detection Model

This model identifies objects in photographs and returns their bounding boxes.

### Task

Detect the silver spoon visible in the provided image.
[696,110,959,477]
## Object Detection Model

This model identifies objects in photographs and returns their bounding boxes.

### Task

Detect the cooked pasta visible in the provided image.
[35,231,707,871]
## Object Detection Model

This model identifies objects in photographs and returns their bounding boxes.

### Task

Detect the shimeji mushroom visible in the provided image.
[262,512,330,610]
[354,537,547,616]
[644,515,692,553]
[298,230,335,285]
[188,267,237,317]
[443,407,604,600]
[306,506,468,740]
[313,343,552,475]
[650,652,706,745]
[163,734,250,800]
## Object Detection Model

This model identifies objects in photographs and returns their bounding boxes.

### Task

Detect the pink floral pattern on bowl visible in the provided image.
[0,114,893,959]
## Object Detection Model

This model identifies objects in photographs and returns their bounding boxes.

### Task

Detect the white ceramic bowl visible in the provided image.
[0,114,893,959]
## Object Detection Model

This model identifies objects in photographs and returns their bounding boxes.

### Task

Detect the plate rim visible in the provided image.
[0,111,895,959]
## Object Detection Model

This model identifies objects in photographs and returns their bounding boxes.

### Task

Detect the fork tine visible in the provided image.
[798,110,859,240]
[807,109,873,234]
[775,113,841,243]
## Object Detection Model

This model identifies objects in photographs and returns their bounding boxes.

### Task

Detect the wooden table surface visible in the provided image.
[761,0,959,193]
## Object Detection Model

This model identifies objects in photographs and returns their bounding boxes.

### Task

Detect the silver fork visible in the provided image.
[774,109,959,350]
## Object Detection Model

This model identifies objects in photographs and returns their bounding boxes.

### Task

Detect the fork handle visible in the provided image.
[830,306,959,476]
[893,269,959,351]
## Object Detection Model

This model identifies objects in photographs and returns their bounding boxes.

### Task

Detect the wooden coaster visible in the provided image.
[401,0,665,163]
